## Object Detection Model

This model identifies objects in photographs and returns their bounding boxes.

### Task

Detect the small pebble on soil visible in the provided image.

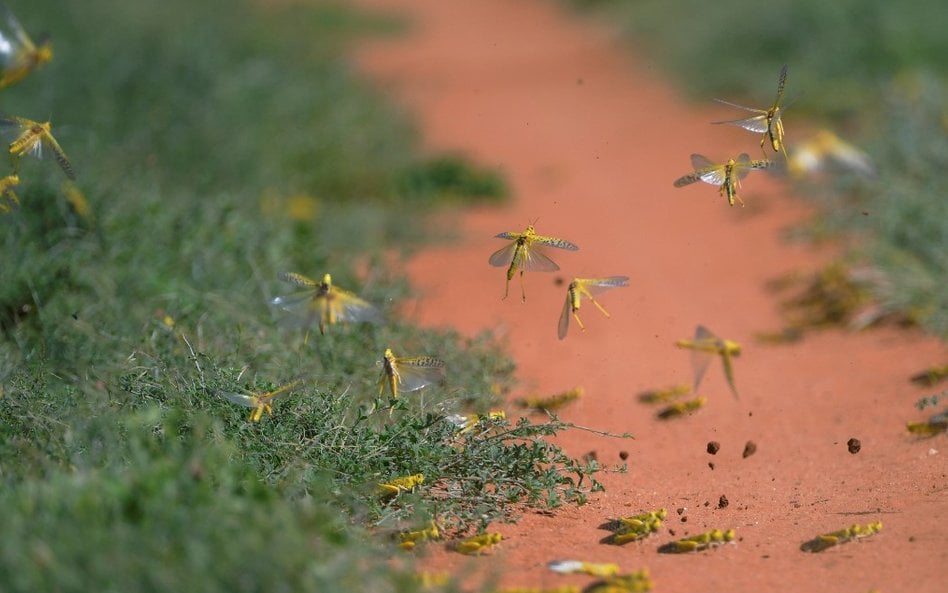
[847,438,861,454]
[743,441,757,458]
[707,441,720,455]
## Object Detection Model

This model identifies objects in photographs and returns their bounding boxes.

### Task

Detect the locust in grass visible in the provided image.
[220,380,302,423]
[548,560,620,577]
[0,3,52,90]
[453,532,503,555]
[801,521,882,552]
[489,223,579,302]
[661,528,736,553]
[398,519,440,550]
[270,272,382,341]
[713,64,790,160]
[558,276,629,339]
[673,153,772,206]
[0,174,19,213]
[675,325,742,399]
[378,348,445,400]
[61,180,94,222]
[0,115,75,179]
[445,410,506,434]
[378,473,425,499]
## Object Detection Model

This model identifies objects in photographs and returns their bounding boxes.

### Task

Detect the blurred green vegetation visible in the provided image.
[563,0,948,338]
[0,1,596,591]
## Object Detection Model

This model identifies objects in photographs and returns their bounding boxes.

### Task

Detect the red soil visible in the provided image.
[352,1,948,591]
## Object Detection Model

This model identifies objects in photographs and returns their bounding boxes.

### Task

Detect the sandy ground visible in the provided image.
[350,1,948,591]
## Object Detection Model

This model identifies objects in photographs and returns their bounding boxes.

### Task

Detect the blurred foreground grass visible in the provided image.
[564,0,948,338]
[0,1,607,591]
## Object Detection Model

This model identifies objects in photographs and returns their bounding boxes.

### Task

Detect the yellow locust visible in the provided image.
[673,153,772,206]
[636,384,690,405]
[802,521,882,552]
[0,3,52,89]
[585,569,653,593]
[675,325,742,399]
[611,508,666,544]
[0,173,19,213]
[906,410,948,437]
[453,532,503,555]
[558,276,629,339]
[656,396,706,420]
[547,560,620,577]
[378,473,425,499]
[713,64,790,159]
[489,224,579,302]
[398,520,440,550]
[515,387,583,413]
[270,272,382,339]
[664,528,736,553]
[378,348,445,400]
[787,129,876,178]
[220,380,302,422]
[0,115,75,179]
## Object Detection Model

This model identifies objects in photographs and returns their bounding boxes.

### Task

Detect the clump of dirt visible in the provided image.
[847,438,861,454]
[743,441,758,458]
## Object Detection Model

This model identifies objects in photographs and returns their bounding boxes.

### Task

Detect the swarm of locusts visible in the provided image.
[0,3,77,216]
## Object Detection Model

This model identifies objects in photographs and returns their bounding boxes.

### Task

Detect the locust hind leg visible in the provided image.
[589,296,611,318]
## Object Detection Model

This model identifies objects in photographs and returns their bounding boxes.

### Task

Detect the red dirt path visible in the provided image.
[351,1,948,591]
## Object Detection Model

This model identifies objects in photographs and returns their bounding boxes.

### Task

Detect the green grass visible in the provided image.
[563,0,948,338]
[0,1,599,591]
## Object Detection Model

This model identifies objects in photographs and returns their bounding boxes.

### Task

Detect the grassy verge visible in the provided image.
[562,0,948,338]
[0,1,602,590]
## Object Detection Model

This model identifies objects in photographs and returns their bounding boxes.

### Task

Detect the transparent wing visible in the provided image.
[690,350,715,394]
[0,116,26,139]
[330,289,383,324]
[689,325,718,393]
[488,240,519,267]
[395,357,446,393]
[577,276,630,297]
[697,165,727,186]
[533,234,579,251]
[0,6,28,67]
[733,153,753,180]
[269,290,321,329]
[674,155,724,187]
[221,391,257,408]
[694,325,717,342]
[721,352,740,399]
[557,292,571,340]
[269,289,316,312]
[520,245,561,272]
[711,104,770,133]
